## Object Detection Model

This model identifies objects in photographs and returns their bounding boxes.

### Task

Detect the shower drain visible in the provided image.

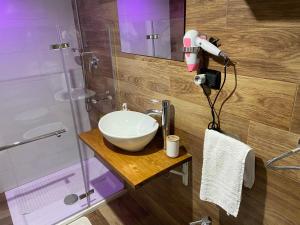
[64,194,79,205]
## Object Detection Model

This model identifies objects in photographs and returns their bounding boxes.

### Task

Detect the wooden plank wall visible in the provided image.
[76,0,300,224]
[75,0,118,126]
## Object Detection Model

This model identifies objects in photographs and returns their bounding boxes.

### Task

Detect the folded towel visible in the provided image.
[200,129,255,217]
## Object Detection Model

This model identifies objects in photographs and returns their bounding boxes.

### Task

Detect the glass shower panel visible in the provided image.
[56,24,94,208]
[0,0,90,224]
[59,19,124,208]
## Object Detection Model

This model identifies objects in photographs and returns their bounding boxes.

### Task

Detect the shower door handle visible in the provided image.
[50,43,70,50]
[0,129,66,152]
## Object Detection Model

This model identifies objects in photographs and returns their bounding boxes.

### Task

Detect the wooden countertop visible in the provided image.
[79,129,192,189]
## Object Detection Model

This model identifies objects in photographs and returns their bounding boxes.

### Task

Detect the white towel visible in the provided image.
[200,129,255,217]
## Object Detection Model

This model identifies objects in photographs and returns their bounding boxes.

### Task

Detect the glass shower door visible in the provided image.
[58,19,124,209]
[0,0,90,223]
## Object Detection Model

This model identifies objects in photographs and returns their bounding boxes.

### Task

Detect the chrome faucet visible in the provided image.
[144,100,171,149]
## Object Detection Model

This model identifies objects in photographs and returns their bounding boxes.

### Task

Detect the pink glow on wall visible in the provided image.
[0,0,81,81]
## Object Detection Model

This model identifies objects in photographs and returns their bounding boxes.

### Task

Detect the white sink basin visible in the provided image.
[98,111,159,151]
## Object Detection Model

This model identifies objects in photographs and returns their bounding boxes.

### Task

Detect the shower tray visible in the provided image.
[5,157,124,225]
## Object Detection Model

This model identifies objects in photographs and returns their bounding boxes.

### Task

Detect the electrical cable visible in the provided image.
[201,84,220,130]
[201,59,236,131]
[212,62,228,129]
[212,60,229,108]
[217,63,237,128]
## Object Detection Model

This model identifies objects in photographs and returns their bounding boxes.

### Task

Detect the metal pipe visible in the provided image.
[0,129,66,152]
[144,100,170,150]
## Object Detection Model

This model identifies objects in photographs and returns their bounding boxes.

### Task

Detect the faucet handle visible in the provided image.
[150,99,161,104]
[122,103,128,111]
[149,99,171,108]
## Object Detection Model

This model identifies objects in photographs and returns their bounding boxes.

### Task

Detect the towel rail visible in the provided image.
[0,129,66,152]
[266,140,300,170]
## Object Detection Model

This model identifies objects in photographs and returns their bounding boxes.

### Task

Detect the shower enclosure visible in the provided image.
[0,0,123,225]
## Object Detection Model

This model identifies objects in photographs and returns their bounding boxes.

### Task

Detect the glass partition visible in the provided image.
[0,1,89,224]
[59,14,124,209]
[0,1,124,224]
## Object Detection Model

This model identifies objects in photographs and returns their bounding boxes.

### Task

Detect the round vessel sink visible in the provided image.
[98,111,159,152]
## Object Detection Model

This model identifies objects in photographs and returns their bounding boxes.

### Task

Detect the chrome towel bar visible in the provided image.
[0,129,66,152]
[266,139,300,170]
[265,147,300,170]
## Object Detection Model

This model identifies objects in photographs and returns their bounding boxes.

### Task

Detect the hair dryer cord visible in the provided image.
[201,60,237,131]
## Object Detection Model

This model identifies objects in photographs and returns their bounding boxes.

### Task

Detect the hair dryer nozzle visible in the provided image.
[219,51,229,62]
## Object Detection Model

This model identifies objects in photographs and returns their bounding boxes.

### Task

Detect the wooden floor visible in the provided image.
[0,193,168,225]
[87,194,167,225]
[0,193,13,225]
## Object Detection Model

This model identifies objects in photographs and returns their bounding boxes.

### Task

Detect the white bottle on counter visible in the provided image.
[166,135,180,158]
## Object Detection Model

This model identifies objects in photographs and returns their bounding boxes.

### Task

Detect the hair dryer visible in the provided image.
[183,30,228,72]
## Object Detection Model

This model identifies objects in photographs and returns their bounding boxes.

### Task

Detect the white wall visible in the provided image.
[0,0,93,192]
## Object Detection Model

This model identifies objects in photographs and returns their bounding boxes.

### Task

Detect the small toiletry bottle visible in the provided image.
[166,135,180,158]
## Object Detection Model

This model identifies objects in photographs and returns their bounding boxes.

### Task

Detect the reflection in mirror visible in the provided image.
[117,0,185,61]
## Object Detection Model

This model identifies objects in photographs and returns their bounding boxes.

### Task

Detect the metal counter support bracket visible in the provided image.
[169,161,189,186]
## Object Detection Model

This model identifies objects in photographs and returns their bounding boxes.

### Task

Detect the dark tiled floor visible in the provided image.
[87,194,162,225]
[0,193,162,225]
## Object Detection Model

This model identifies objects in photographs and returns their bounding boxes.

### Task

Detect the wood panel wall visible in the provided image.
[75,0,118,126]
[76,0,300,224]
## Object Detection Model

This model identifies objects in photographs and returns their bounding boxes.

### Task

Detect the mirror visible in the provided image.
[117,0,185,61]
